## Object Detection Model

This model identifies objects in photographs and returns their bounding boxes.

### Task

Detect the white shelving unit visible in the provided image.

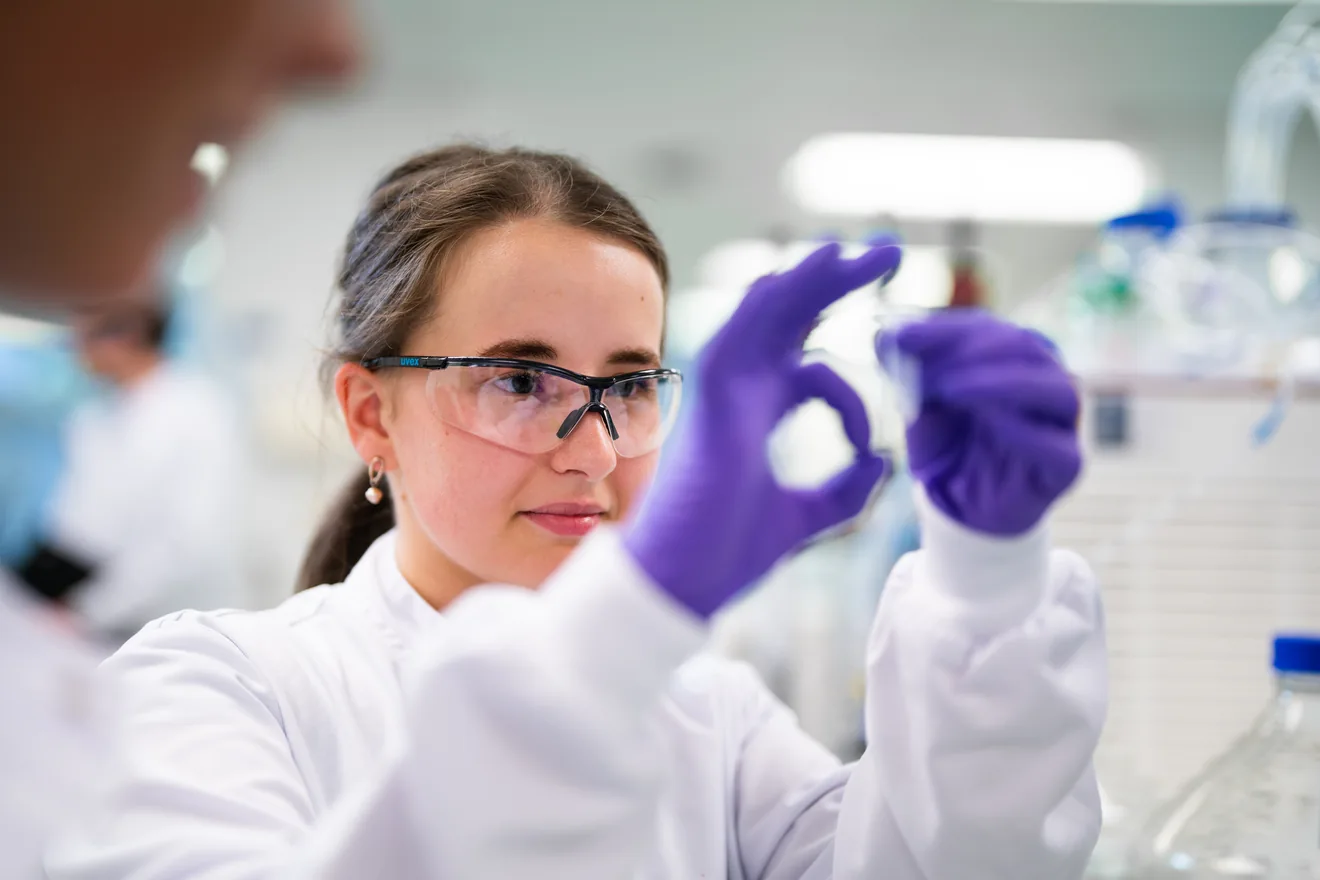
[1057,376,1320,812]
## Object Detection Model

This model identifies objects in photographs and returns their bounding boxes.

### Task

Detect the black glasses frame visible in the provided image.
[362,356,683,444]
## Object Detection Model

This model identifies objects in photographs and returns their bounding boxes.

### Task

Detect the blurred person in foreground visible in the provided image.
[14,300,245,645]
[0,2,360,876]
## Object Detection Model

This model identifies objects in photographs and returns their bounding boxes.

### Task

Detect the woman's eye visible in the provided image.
[494,371,542,395]
[613,378,657,399]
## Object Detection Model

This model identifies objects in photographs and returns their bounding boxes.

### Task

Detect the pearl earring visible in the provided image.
[364,457,386,505]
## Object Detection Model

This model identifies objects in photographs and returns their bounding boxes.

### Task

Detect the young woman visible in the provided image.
[49,146,1105,880]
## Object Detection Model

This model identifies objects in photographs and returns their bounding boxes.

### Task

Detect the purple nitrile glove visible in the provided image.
[877,310,1082,537]
[623,242,902,619]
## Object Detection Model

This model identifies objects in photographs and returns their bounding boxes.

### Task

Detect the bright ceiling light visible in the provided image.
[696,239,952,308]
[696,239,784,290]
[784,133,1151,224]
[677,239,955,359]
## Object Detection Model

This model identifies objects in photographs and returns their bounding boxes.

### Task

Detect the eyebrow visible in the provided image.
[478,338,558,361]
[605,347,661,369]
[478,338,662,370]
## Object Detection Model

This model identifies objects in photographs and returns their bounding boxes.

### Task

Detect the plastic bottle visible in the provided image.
[1059,202,1181,377]
[1081,204,1182,316]
[1127,634,1320,879]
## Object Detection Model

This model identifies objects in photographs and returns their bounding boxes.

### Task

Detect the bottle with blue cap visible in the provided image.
[1080,200,1183,316]
[1127,634,1320,878]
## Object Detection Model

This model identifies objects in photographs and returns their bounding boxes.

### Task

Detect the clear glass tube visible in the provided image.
[1226,2,1320,211]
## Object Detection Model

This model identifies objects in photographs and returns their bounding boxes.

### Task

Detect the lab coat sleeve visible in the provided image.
[46,528,710,880]
[65,441,230,631]
[0,577,113,880]
[55,388,243,632]
[733,489,1106,880]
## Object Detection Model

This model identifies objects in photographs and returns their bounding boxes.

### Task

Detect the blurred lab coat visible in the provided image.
[0,575,112,879]
[49,491,1106,880]
[47,363,245,639]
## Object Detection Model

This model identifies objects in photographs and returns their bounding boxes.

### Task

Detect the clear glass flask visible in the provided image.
[1127,635,1320,879]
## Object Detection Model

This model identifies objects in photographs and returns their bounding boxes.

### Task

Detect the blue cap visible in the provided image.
[1105,199,1184,240]
[1273,635,1320,673]
[1207,206,1297,228]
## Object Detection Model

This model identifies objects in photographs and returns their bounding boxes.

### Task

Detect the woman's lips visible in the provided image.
[521,503,606,538]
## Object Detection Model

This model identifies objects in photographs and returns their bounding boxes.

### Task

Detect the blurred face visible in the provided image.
[337,218,668,603]
[0,1,360,305]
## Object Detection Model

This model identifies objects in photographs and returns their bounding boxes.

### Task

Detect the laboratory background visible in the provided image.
[4,1,1320,877]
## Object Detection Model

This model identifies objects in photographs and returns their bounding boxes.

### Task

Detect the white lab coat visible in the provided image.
[47,491,1107,880]
[0,575,111,880]
[47,364,244,636]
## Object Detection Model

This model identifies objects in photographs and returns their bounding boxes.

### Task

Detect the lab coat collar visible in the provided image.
[347,529,449,649]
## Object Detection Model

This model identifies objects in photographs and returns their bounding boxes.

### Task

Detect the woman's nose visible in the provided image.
[548,409,618,481]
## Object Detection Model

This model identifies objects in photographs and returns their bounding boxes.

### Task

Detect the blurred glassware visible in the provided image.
[1087,784,1136,880]
[1140,214,1320,375]
[1226,2,1320,214]
[1016,202,1182,379]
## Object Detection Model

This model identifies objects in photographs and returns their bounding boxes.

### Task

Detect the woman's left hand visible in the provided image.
[877,311,1082,537]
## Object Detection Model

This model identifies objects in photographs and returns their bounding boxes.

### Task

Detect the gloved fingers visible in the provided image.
[927,364,1080,427]
[932,330,1061,372]
[978,413,1083,491]
[878,313,1057,369]
[877,309,998,360]
[788,451,890,535]
[904,405,969,477]
[736,242,903,355]
[730,242,839,347]
[788,361,873,453]
[836,240,904,291]
[863,231,902,249]
[877,333,1060,412]
[1025,329,1064,361]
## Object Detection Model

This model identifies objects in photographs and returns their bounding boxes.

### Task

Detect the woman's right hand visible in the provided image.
[623,242,902,619]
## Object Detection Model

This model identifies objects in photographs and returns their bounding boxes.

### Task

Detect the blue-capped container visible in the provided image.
[1128,634,1320,878]
[1077,199,1185,316]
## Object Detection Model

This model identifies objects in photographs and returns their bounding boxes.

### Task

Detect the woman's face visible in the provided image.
[348,217,667,596]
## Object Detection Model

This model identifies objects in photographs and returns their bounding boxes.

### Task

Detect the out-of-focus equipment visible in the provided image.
[1021,2,1320,402]
[0,320,88,567]
[1014,6,1320,877]
[1127,634,1320,879]
[1226,4,1320,216]
[946,220,988,309]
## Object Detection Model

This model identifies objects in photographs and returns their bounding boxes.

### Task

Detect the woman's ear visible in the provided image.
[335,362,396,468]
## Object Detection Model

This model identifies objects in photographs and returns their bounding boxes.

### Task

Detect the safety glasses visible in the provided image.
[362,356,683,458]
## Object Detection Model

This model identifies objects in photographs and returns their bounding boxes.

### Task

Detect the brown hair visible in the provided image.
[295,144,669,592]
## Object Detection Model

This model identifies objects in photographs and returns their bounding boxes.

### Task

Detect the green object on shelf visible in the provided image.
[1078,272,1137,314]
